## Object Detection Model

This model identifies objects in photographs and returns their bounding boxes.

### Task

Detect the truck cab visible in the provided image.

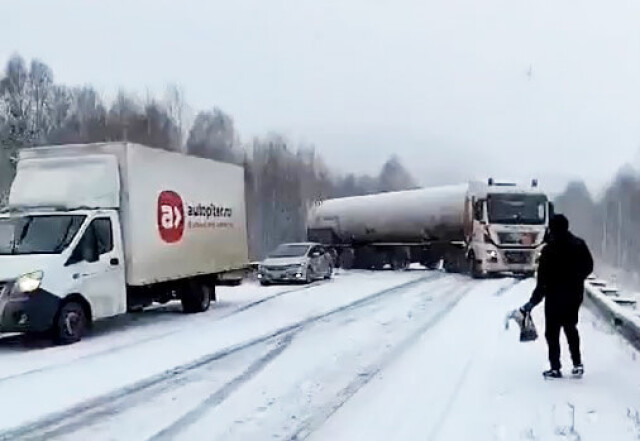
[0,209,126,343]
[466,180,551,278]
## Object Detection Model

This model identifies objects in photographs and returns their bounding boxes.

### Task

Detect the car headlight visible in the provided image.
[486,250,498,260]
[17,270,44,293]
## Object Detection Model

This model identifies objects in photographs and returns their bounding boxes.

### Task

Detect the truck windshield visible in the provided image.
[487,194,547,225]
[268,244,311,258]
[0,215,86,255]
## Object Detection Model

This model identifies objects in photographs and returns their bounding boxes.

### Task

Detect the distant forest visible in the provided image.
[0,54,417,258]
[2,54,637,272]
[555,169,640,279]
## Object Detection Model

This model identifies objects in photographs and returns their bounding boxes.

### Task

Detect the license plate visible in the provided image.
[505,252,530,264]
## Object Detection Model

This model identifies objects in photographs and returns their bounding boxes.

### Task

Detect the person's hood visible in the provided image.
[261,256,308,267]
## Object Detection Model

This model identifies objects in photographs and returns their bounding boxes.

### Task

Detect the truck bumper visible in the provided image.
[483,262,537,275]
[0,286,60,333]
[480,249,538,275]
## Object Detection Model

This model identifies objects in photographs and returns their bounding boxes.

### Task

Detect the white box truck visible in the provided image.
[0,143,248,343]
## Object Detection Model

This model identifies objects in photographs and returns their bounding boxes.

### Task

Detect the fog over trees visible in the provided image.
[4,54,637,271]
[0,54,417,258]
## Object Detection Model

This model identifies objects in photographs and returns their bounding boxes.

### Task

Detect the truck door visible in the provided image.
[67,215,126,319]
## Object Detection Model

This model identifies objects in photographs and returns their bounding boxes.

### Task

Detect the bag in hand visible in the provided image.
[505,309,538,342]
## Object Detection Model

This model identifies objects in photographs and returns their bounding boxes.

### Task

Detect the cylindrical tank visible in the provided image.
[307,184,469,244]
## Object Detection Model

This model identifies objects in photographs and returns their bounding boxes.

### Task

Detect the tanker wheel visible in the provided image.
[339,249,355,270]
[391,257,409,271]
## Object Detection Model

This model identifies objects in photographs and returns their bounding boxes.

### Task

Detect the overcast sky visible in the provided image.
[2,0,640,195]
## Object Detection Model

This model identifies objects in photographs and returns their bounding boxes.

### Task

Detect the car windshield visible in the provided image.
[0,215,86,255]
[268,244,311,258]
[487,194,547,225]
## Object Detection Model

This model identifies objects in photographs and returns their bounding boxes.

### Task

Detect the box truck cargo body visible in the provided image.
[0,143,248,343]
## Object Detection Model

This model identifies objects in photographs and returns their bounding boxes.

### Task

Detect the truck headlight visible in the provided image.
[17,271,43,293]
[535,250,542,263]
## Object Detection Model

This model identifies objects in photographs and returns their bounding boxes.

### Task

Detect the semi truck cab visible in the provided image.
[0,209,126,341]
[466,180,551,278]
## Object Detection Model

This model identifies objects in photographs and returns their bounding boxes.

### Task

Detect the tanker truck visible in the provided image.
[307,179,552,278]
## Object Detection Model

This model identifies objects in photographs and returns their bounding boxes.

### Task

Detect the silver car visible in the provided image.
[258,242,333,285]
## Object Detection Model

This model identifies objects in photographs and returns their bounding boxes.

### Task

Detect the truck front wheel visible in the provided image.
[468,252,483,279]
[182,281,214,313]
[54,302,87,345]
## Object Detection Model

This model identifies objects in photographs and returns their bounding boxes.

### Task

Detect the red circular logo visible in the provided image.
[157,191,185,243]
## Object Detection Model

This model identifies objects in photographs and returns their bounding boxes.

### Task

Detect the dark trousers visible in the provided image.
[545,306,581,370]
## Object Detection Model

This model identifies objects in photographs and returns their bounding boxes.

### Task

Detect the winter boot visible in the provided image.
[543,369,562,379]
[572,364,584,378]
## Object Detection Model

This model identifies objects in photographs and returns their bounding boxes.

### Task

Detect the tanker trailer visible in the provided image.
[307,179,552,277]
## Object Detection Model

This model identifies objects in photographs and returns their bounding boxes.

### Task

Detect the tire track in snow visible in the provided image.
[14,333,298,441]
[287,279,477,441]
[0,283,319,384]
[1,272,444,441]
[147,333,299,441]
[425,359,473,441]
[149,276,467,441]
[494,277,529,297]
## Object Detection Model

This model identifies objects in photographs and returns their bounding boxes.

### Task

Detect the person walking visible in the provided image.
[521,214,594,378]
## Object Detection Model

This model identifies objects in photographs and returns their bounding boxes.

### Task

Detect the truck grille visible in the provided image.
[498,232,538,246]
[504,251,532,264]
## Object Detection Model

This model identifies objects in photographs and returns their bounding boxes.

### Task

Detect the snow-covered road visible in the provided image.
[1,270,639,440]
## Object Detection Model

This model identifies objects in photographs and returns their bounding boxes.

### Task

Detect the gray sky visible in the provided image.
[2,0,640,195]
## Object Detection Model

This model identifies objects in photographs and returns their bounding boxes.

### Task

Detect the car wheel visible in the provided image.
[54,302,87,345]
[305,267,313,284]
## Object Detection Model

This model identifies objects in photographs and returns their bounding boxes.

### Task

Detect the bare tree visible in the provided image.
[165,84,188,151]
[377,155,417,192]
[186,108,240,163]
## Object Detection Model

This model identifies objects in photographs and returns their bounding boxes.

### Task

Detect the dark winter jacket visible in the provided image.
[526,231,593,313]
